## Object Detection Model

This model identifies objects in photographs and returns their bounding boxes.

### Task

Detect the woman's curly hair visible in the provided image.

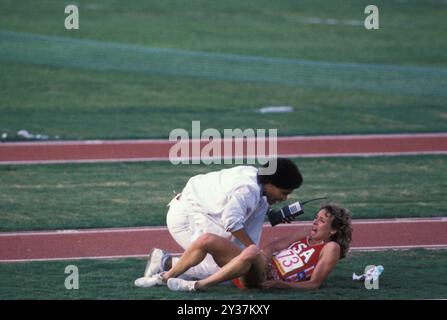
[321,203,353,259]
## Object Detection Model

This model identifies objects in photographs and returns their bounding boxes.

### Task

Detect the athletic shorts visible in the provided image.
[231,263,280,289]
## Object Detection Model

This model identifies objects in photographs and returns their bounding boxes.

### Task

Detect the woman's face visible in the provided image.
[310,209,336,242]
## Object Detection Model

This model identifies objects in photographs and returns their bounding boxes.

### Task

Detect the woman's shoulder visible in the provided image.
[317,241,341,261]
[322,241,341,254]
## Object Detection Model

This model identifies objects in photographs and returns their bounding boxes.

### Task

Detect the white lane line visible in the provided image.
[0,254,149,263]
[0,158,170,165]
[0,139,170,147]
[276,133,447,140]
[350,244,447,251]
[2,244,447,263]
[0,226,171,237]
[1,217,445,237]
[2,133,447,147]
[278,151,447,158]
[1,151,447,166]
[299,17,364,27]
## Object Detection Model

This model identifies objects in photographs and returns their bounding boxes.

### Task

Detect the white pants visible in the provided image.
[166,195,222,280]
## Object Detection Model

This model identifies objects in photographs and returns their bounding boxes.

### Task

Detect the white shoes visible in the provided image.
[134,273,165,288]
[136,248,198,291]
[167,278,197,292]
[144,248,169,277]
[134,273,198,292]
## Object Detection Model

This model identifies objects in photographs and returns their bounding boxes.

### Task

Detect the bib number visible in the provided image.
[275,248,316,274]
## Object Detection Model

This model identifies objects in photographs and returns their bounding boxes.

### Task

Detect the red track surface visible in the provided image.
[1,133,447,165]
[1,218,446,262]
[0,133,446,262]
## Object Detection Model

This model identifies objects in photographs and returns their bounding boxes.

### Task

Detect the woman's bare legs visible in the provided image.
[161,233,242,281]
[195,244,266,290]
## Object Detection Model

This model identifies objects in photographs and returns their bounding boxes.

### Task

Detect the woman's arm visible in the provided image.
[261,227,311,258]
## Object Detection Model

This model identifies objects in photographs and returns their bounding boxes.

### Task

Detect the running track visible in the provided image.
[1,218,447,262]
[0,133,446,262]
[1,133,447,165]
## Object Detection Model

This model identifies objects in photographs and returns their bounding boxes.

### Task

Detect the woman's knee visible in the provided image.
[240,245,261,262]
[194,233,220,249]
[240,245,266,288]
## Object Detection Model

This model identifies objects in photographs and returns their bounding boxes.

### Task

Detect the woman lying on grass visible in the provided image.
[136,203,352,291]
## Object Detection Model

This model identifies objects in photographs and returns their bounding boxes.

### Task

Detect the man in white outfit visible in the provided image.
[140,158,303,282]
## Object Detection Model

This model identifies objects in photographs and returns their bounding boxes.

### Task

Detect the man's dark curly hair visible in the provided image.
[258,158,303,190]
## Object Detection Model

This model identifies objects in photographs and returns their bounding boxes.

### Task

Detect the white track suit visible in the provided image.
[166,166,269,280]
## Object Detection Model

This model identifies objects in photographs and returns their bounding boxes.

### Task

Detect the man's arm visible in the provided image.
[222,186,259,247]
[260,242,341,290]
[231,228,256,247]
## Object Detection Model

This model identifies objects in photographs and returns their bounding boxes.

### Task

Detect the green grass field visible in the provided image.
[1,0,446,139]
[1,156,446,300]
[1,155,446,231]
[1,0,446,300]
[1,249,446,300]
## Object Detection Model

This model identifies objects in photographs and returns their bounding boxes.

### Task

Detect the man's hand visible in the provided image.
[282,216,295,224]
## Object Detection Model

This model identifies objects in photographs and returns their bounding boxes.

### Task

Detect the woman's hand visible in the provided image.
[259,279,291,289]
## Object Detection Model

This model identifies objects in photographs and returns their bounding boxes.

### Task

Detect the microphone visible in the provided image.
[267,197,327,226]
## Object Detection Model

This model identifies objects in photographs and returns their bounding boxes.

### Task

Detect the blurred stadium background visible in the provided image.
[0,0,446,299]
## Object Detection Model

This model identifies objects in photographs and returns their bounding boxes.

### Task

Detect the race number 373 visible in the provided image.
[275,246,315,274]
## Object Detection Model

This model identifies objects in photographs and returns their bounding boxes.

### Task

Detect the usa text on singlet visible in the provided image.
[271,236,326,282]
